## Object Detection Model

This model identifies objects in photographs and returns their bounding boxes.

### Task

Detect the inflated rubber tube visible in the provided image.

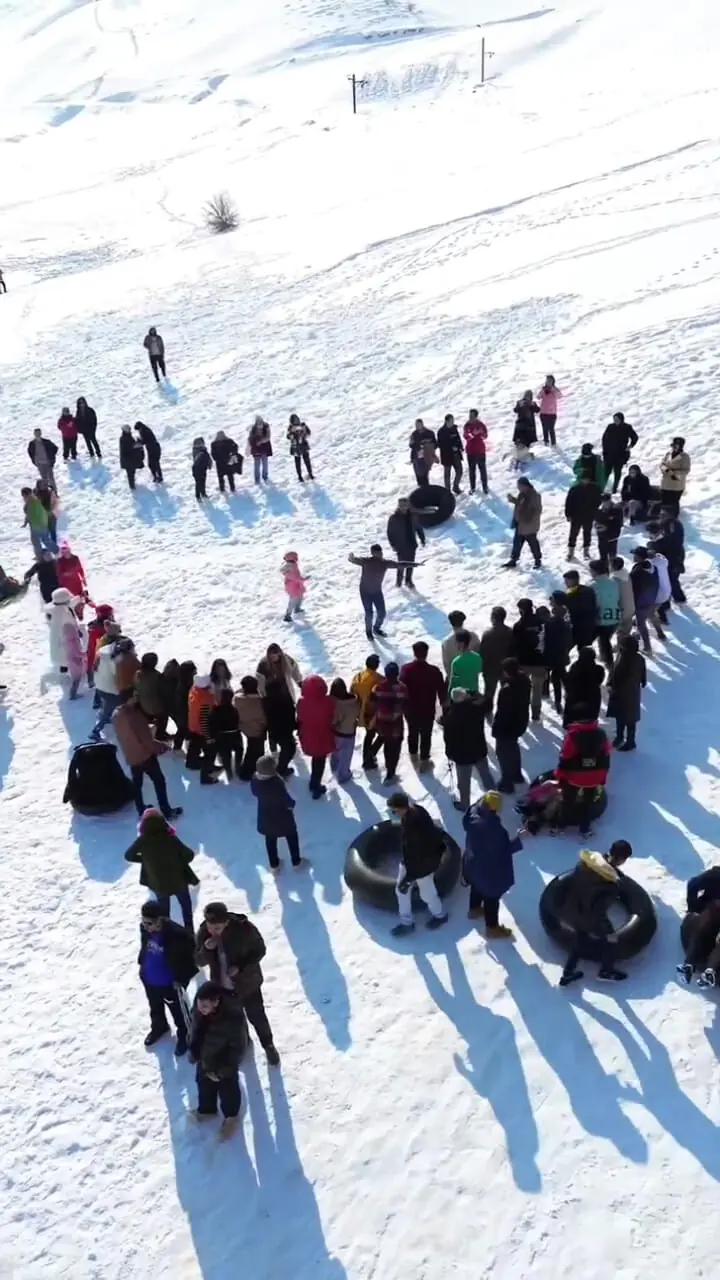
[539,869,657,961]
[409,484,456,528]
[63,741,134,815]
[344,820,461,912]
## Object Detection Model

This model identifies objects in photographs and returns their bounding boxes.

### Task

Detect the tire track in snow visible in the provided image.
[93,0,139,58]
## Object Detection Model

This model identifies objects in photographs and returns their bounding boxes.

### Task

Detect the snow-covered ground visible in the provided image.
[2,0,720,1275]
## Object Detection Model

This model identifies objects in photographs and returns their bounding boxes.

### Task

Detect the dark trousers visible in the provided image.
[560,782,593,834]
[143,980,187,1037]
[413,461,430,487]
[483,670,500,708]
[396,561,415,587]
[194,476,207,500]
[469,888,499,927]
[360,588,386,633]
[563,932,615,977]
[173,720,188,751]
[669,564,686,603]
[240,736,265,780]
[540,413,556,446]
[197,1068,241,1119]
[80,430,102,459]
[293,448,313,481]
[468,455,488,493]
[596,626,615,668]
[243,988,274,1048]
[657,599,671,625]
[154,888,194,932]
[150,354,166,382]
[407,717,433,760]
[217,466,235,493]
[660,490,681,516]
[685,908,720,969]
[125,466,137,490]
[545,666,565,711]
[265,823,301,869]
[186,732,216,780]
[568,518,593,552]
[510,531,541,565]
[382,738,402,778]
[62,437,78,460]
[131,755,171,816]
[362,728,381,767]
[597,533,618,562]
[614,718,636,747]
[273,734,297,774]
[0,279,6,293]
[147,455,163,482]
[217,732,243,779]
[603,454,625,492]
[309,755,326,793]
[443,460,463,492]
[495,737,522,791]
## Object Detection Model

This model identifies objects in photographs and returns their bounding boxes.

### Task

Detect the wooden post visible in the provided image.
[348,73,367,113]
[481,36,485,86]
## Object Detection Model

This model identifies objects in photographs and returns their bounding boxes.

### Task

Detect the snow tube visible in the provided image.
[63,741,134,815]
[409,484,456,528]
[344,820,461,912]
[515,775,607,827]
[540,870,657,961]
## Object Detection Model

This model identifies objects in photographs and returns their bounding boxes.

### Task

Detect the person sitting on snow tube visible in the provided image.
[0,566,24,602]
[515,770,563,835]
[677,867,720,987]
[558,841,633,986]
[63,741,134,814]
[554,706,610,837]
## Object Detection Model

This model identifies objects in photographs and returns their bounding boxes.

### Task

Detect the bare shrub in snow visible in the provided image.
[204,192,239,233]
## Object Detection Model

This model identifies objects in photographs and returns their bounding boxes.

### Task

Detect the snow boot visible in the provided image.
[310,785,327,799]
[501,561,518,569]
[418,758,433,773]
[426,913,448,931]
[697,968,716,989]
[174,1036,188,1058]
[559,970,584,987]
[486,924,514,940]
[265,1043,281,1067]
[219,1117,241,1142]
[391,921,415,938]
[145,1026,169,1047]
[676,962,693,984]
[373,626,387,638]
[467,905,484,920]
[597,967,628,982]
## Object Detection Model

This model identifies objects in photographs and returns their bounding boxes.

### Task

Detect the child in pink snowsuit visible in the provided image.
[281,551,309,622]
[537,375,562,446]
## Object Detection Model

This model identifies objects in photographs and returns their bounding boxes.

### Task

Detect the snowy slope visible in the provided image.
[2,0,720,1276]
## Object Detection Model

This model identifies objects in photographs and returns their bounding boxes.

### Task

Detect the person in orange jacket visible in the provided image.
[187,675,218,784]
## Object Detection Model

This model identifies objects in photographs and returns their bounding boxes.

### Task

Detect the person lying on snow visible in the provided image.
[0,566,24,601]
[514,771,564,835]
[558,841,633,986]
[677,867,720,987]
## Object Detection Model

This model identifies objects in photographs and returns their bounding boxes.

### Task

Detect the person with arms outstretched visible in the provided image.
[349,544,419,640]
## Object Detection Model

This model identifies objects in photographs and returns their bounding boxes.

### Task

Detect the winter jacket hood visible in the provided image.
[297,676,335,756]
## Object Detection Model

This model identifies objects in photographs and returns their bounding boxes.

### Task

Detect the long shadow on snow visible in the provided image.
[160,1052,347,1280]
[278,872,351,1051]
[576,996,720,1179]
[133,485,180,525]
[415,946,542,1192]
[0,706,15,793]
[226,491,261,526]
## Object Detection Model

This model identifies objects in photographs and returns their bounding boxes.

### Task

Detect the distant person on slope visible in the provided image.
[0,268,6,294]
[442,610,481,675]
[195,901,281,1066]
[479,606,514,708]
[144,327,166,382]
[136,900,197,1054]
[56,543,88,618]
[601,412,637,493]
[463,409,489,494]
[513,390,539,452]
[24,549,59,605]
[135,422,163,484]
[386,496,425,588]
[594,494,623,563]
[573,443,605,490]
[462,791,522,937]
[281,550,309,623]
[537,375,562,446]
[210,430,240,493]
[113,687,183,819]
[248,415,272,484]
[75,397,101,459]
[659,436,691,516]
[409,418,438,488]
[388,792,449,937]
[21,486,56,556]
[119,425,144,491]
[437,413,464,494]
[399,640,446,770]
[287,414,314,482]
[620,464,652,525]
[57,407,78,461]
[564,473,602,560]
[125,809,199,933]
[350,653,382,769]
[503,477,542,569]
[348,544,418,640]
[191,437,212,501]
[557,842,633,986]
[28,428,58,490]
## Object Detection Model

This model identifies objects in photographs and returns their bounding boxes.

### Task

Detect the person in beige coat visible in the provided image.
[611,555,635,637]
[442,610,481,674]
[255,644,302,699]
[233,676,267,780]
[503,478,542,568]
[659,437,690,515]
[330,678,360,782]
[113,690,182,818]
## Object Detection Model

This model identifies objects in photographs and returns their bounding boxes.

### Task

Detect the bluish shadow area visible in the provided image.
[226,491,261,526]
[161,1052,348,1279]
[133,486,181,525]
[50,103,84,127]
[279,872,352,1051]
[263,486,296,517]
[200,500,232,537]
[416,946,541,1192]
[71,808,135,882]
[306,484,342,520]
[0,706,15,792]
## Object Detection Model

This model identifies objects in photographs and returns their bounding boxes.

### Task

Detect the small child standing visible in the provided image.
[281,551,309,622]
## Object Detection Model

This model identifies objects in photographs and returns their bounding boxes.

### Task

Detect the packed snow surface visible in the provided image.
[2,0,720,1276]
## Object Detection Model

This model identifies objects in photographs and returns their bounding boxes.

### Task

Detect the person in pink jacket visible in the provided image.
[281,551,309,623]
[537,375,562,446]
[463,409,489,495]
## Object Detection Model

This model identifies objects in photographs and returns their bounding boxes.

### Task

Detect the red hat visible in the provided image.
[95,604,114,619]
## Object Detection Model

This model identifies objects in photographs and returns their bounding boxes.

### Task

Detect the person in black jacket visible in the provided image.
[188,981,248,1138]
[386,497,426,587]
[563,647,604,727]
[513,391,539,446]
[208,688,243,779]
[437,414,464,494]
[28,429,59,489]
[138,899,198,1053]
[536,602,571,713]
[119,424,144,490]
[440,688,494,810]
[135,422,163,483]
[210,430,240,493]
[602,412,638,493]
[492,657,531,793]
[595,494,623,562]
[561,572,597,651]
[678,869,720,985]
[24,549,59,604]
[287,414,314,481]
[388,792,448,936]
[648,515,686,603]
[565,477,601,558]
[409,419,437,487]
[620,465,652,524]
[192,437,212,500]
[512,598,547,721]
[75,397,101,459]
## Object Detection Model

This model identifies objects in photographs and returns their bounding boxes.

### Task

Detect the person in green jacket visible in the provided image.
[21,486,56,556]
[448,630,484,694]
[572,444,606,491]
[124,808,198,932]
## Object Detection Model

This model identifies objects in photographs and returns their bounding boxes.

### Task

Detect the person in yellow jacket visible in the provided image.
[350,653,382,770]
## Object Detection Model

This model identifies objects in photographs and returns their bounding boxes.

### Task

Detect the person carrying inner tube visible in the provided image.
[558,841,633,986]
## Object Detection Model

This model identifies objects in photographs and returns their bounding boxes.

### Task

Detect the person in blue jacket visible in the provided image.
[462,791,523,940]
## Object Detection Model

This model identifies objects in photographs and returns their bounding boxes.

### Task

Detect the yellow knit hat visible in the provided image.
[482,790,503,812]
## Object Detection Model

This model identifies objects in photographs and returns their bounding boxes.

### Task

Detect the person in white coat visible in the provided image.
[48,588,84,697]
[610,556,635,638]
[647,548,672,626]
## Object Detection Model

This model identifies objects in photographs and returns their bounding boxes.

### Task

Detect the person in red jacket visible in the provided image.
[463,409,489,495]
[297,675,336,798]
[57,408,78,461]
[370,662,408,785]
[555,707,610,836]
[399,641,446,771]
[56,543,88,618]
[86,604,115,687]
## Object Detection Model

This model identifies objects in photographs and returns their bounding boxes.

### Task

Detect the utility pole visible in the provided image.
[478,31,494,85]
[347,73,367,115]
